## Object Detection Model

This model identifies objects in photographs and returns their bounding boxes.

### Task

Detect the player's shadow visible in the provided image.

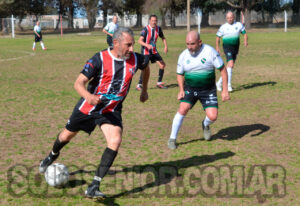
[232,81,276,92]
[110,151,235,198]
[211,123,270,141]
[179,123,270,146]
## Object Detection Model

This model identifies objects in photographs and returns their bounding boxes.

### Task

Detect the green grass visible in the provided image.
[0,28,300,205]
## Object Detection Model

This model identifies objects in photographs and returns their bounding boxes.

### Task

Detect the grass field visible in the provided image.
[0,27,299,206]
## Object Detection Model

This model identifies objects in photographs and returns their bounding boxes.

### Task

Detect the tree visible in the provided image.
[100,0,123,27]
[79,0,99,30]
[216,0,264,29]
[292,0,300,24]
[123,0,146,27]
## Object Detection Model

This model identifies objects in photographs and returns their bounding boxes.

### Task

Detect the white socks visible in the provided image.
[217,67,232,86]
[170,112,185,140]
[203,116,214,127]
[41,42,45,49]
[33,42,45,49]
[227,67,232,86]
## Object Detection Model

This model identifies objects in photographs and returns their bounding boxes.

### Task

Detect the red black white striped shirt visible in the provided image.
[140,25,165,55]
[76,48,148,115]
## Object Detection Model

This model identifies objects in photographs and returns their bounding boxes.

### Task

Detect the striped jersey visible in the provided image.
[140,25,165,55]
[76,48,148,115]
[177,44,224,89]
[216,22,246,46]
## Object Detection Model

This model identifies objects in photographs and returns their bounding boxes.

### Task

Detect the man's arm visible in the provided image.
[243,33,248,47]
[102,28,112,37]
[216,36,221,53]
[177,74,185,100]
[74,73,101,105]
[219,66,230,102]
[162,37,168,54]
[140,65,150,102]
[138,36,152,50]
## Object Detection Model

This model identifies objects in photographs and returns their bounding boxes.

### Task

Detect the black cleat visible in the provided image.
[39,152,59,173]
[85,184,106,199]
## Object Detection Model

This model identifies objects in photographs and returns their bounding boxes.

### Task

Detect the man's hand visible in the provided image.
[177,91,185,100]
[86,94,101,105]
[244,41,248,47]
[164,46,168,54]
[140,90,148,102]
[146,44,153,50]
[221,91,230,102]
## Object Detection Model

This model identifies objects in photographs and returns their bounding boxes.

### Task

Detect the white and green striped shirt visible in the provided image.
[177,44,224,88]
[216,22,246,46]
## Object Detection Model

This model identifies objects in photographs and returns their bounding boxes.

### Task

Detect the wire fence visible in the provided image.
[1,10,300,36]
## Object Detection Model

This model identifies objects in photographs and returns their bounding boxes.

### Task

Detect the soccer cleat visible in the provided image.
[216,82,222,91]
[168,139,177,150]
[85,184,106,199]
[228,84,233,92]
[202,120,211,141]
[39,152,60,173]
[136,84,142,91]
[156,82,167,89]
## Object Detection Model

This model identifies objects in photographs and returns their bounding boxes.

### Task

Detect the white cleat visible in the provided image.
[228,84,233,92]
[216,82,222,91]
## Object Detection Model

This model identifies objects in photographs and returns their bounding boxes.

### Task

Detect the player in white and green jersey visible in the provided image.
[216,11,248,92]
[32,21,46,51]
[167,31,230,149]
[102,16,119,47]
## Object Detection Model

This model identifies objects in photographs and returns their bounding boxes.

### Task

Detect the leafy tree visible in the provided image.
[216,0,264,29]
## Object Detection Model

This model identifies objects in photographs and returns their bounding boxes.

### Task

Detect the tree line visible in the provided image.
[0,0,299,33]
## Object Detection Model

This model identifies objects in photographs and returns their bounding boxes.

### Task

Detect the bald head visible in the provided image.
[186,30,200,42]
[226,11,235,24]
[186,30,202,56]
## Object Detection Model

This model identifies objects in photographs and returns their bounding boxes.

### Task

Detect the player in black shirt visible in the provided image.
[39,27,150,199]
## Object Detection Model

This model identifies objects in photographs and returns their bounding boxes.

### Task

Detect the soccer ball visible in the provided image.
[45,163,69,187]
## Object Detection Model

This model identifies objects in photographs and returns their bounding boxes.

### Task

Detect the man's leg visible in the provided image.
[226,60,234,92]
[86,124,122,198]
[40,41,46,50]
[202,107,218,140]
[156,60,167,89]
[39,129,77,173]
[168,102,191,149]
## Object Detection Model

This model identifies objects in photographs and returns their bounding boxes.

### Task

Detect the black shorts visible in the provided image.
[180,86,218,110]
[223,44,239,62]
[65,108,122,134]
[145,53,163,64]
[34,34,42,42]
[107,35,113,47]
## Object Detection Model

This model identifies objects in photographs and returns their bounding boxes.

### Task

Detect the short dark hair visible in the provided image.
[112,27,134,42]
[149,14,157,20]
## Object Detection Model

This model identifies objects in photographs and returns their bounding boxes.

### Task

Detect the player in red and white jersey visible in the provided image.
[136,14,168,90]
[39,27,150,199]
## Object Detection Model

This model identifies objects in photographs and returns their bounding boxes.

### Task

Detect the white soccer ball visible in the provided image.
[45,163,69,187]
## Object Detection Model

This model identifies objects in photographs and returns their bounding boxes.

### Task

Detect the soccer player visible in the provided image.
[102,15,119,48]
[32,21,46,51]
[167,31,230,150]
[136,14,168,90]
[39,27,150,199]
[216,11,248,92]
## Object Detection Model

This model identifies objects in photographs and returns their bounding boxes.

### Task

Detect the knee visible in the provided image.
[207,114,217,122]
[107,136,122,151]
[160,63,166,69]
[178,109,188,116]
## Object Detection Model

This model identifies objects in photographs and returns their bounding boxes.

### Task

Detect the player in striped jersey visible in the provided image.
[216,11,248,92]
[39,27,150,199]
[136,14,168,90]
